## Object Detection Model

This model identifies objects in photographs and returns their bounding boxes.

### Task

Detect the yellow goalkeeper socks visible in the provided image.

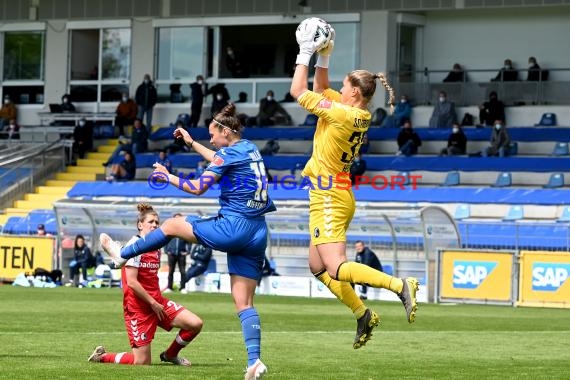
[337,262,404,294]
[314,270,366,319]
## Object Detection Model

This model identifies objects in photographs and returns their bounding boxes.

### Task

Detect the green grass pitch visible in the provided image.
[1,286,569,379]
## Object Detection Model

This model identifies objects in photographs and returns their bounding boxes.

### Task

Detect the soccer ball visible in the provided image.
[296,17,332,52]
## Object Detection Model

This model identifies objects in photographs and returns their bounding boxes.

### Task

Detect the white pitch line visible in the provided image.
[1,330,568,335]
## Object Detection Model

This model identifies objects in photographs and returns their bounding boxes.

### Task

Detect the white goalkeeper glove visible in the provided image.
[295,19,332,66]
[315,25,335,69]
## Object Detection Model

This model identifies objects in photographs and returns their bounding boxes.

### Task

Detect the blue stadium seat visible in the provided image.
[3,216,23,234]
[535,113,557,126]
[557,206,570,223]
[503,205,524,221]
[543,173,564,189]
[299,114,318,126]
[492,172,512,188]
[507,142,518,156]
[441,171,460,186]
[552,142,569,156]
[454,204,471,220]
[382,264,394,276]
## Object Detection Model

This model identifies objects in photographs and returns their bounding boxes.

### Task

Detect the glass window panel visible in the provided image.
[328,23,358,79]
[223,82,253,103]
[102,84,129,102]
[155,83,192,103]
[102,28,131,80]
[255,83,293,103]
[157,27,204,81]
[70,85,98,102]
[3,31,44,81]
[70,29,99,80]
[2,85,44,104]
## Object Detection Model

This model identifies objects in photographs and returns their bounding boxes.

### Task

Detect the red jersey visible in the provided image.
[121,235,163,313]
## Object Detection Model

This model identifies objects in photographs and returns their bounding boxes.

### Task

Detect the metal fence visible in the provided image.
[387,68,570,106]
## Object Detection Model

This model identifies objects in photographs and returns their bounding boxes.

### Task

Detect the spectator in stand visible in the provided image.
[130,118,149,154]
[106,150,136,182]
[236,92,248,103]
[349,153,367,185]
[1,118,19,140]
[479,91,506,126]
[180,243,213,295]
[440,123,467,156]
[225,46,249,78]
[189,75,208,127]
[164,213,190,293]
[387,94,412,128]
[37,224,47,236]
[251,90,292,127]
[443,63,466,83]
[0,95,17,130]
[492,59,519,82]
[115,92,137,137]
[73,117,94,160]
[165,120,190,155]
[135,74,158,130]
[397,120,422,156]
[60,94,76,112]
[205,83,231,126]
[527,56,542,82]
[483,120,511,157]
[429,91,457,128]
[354,241,383,300]
[156,150,173,174]
[69,234,93,287]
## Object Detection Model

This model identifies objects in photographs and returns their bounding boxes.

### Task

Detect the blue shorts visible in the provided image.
[186,214,267,281]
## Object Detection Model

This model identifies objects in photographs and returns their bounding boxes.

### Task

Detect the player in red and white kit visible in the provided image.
[88,203,203,366]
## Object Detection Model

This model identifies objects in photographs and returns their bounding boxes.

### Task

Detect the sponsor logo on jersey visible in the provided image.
[452,260,497,289]
[212,156,225,166]
[532,262,570,291]
[318,99,332,109]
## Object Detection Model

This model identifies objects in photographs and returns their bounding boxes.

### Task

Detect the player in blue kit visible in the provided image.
[100,103,274,380]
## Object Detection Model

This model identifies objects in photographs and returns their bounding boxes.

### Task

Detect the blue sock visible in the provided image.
[238,307,261,367]
[120,228,171,259]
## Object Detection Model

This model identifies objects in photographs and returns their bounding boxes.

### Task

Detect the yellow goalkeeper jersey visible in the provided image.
[297,88,371,187]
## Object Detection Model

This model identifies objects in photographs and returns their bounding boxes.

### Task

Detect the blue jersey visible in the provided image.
[206,139,276,218]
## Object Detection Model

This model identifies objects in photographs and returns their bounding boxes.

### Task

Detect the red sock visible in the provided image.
[165,330,198,358]
[101,352,135,364]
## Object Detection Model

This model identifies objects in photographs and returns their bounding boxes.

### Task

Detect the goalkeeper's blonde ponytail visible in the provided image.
[375,72,395,114]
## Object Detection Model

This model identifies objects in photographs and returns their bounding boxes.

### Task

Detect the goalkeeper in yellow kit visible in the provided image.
[290,19,419,349]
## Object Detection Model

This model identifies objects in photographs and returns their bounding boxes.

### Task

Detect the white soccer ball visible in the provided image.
[296,17,332,51]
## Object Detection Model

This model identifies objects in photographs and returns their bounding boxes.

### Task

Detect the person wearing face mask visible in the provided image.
[389,94,412,128]
[60,93,76,113]
[396,120,422,156]
[189,75,208,127]
[73,117,94,161]
[440,123,467,156]
[225,46,249,78]
[0,96,17,131]
[492,59,519,82]
[479,91,506,126]
[135,74,158,131]
[429,91,457,128]
[115,92,137,137]
[254,90,293,127]
[5,118,19,140]
[527,56,542,82]
[483,120,511,157]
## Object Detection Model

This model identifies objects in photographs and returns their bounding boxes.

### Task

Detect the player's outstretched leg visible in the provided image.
[99,233,127,267]
[244,358,268,380]
[353,309,380,349]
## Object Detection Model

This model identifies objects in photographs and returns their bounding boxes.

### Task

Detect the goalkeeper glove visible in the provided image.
[315,26,335,69]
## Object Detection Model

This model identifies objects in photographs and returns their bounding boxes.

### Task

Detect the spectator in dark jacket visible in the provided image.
[483,120,511,157]
[397,120,422,156]
[354,241,382,300]
[440,123,467,155]
[60,93,76,112]
[106,150,136,181]
[129,118,148,154]
[69,234,92,286]
[492,59,519,82]
[189,75,208,127]
[527,56,542,82]
[429,91,457,128]
[73,117,94,160]
[164,213,190,292]
[135,74,158,130]
[479,91,506,126]
[253,90,292,126]
[443,63,466,83]
[180,243,213,294]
